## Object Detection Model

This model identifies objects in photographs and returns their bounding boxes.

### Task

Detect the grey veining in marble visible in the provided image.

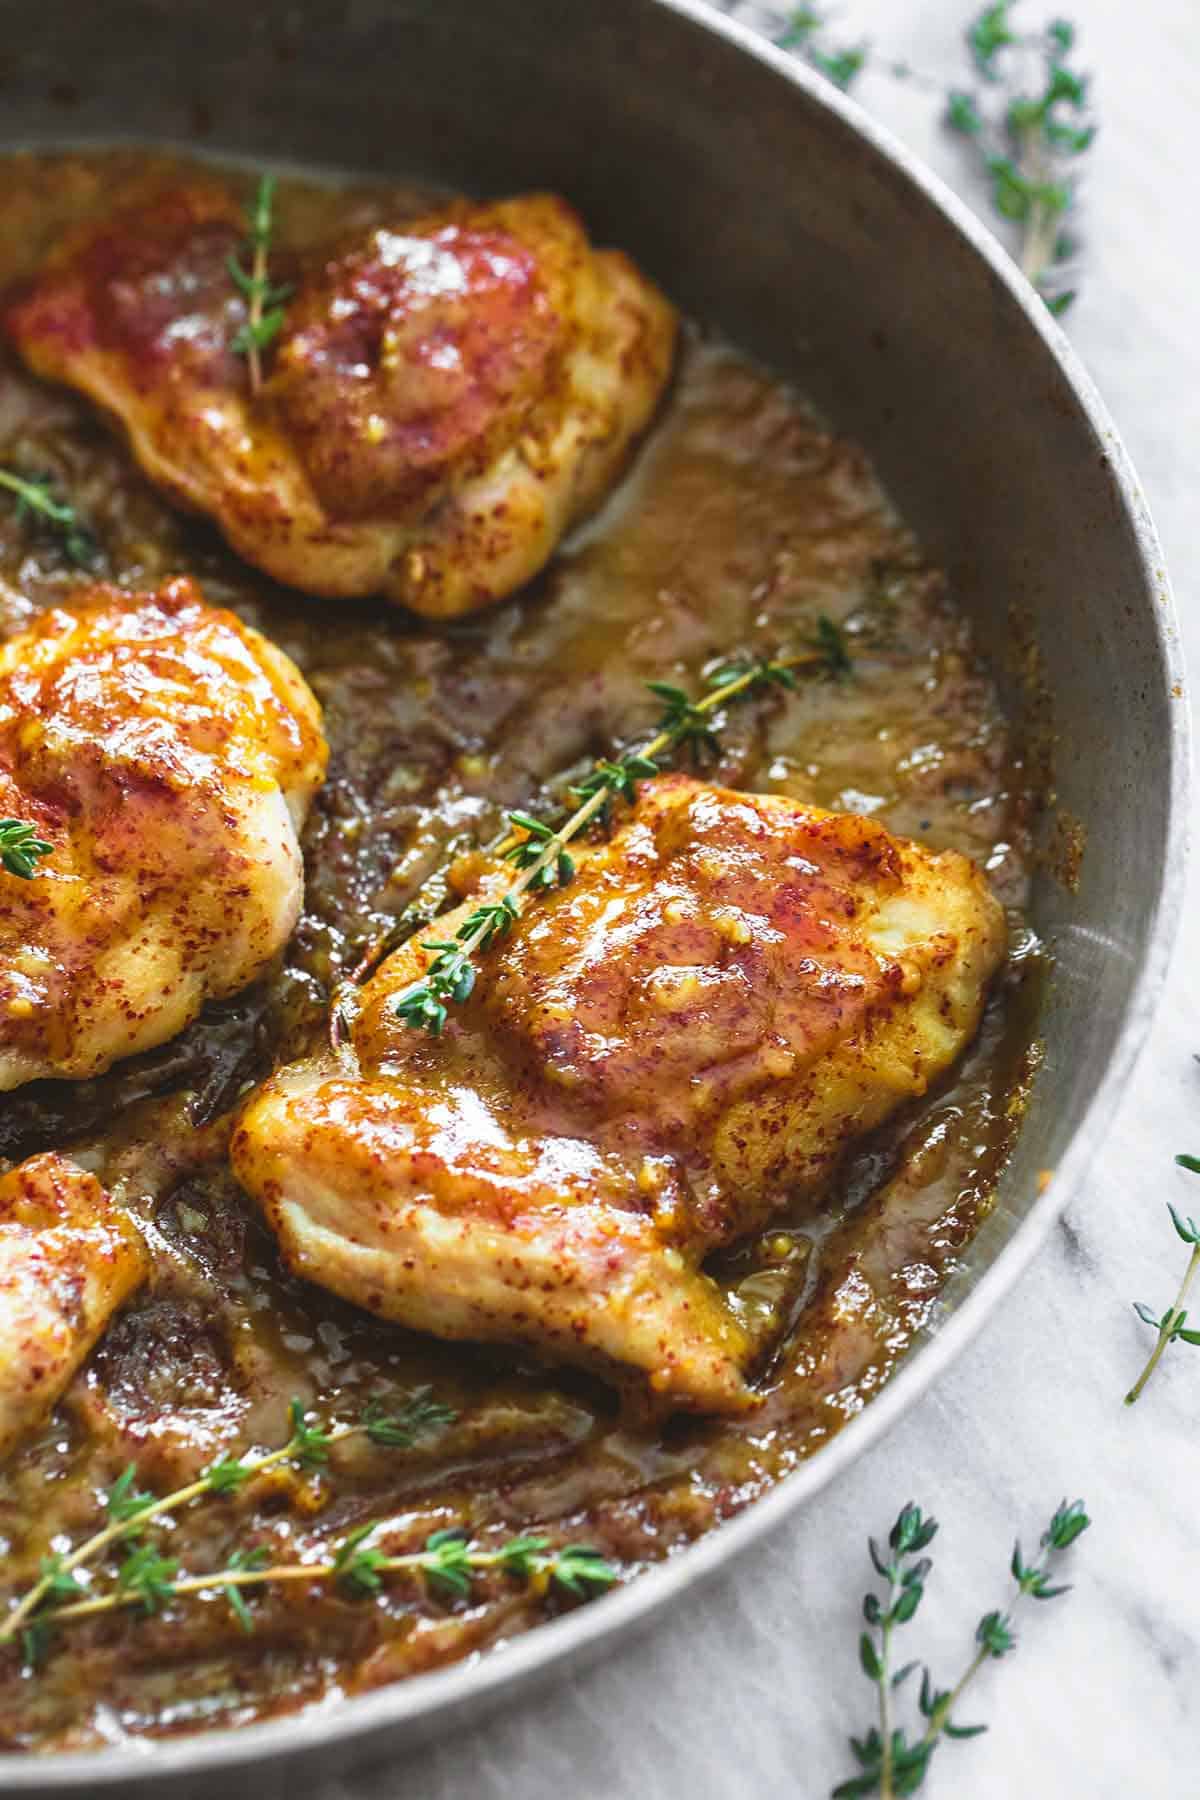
[307,4,1200,1795]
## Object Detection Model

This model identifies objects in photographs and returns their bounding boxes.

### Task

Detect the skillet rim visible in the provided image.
[0,0,1187,1786]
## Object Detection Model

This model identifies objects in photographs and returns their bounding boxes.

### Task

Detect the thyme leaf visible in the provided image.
[115,1543,179,1617]
[361,1387,457,1449]
[776,8,869,91]
[0,817,53,880]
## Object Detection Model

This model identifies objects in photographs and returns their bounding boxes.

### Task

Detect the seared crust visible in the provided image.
[0,576,327,1088]
[232,775,1006,1411]
[5,184,678,617]
[0,1153,148,1464]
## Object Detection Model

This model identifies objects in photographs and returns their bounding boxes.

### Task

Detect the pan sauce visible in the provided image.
[0,151,1043,1751]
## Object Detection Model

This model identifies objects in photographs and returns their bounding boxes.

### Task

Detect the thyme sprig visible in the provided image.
[229,174,292,395]
[389,625,850,1038]
[835,1497,1090,1797]
[1125,1154,1200,1405]
[16,1525,616,1657]
[776,7,868,91]
[947,7,1094,315]
[0,466,99,567]
[0,1388,454,1660]
[0,817,53,880]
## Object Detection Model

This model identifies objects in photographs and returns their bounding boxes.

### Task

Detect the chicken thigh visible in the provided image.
[0,577,326,1088]
[233,775,1006,1411]
[0,1153,147,1463]
[5,182,677,618]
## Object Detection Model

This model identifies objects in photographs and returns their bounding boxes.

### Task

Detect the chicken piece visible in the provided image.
[233,775,1005,1412]
[0,577,326,1088]
[0,1153,148,1463]
[5,182,677,618]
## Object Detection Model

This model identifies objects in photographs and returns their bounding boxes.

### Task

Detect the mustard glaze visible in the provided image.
[0,151,1044,1750]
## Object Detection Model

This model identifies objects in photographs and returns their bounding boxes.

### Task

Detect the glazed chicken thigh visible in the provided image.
[5,183,677,618]
[233,775,1006,1411]
[0,577,326,1088]
[0,1153,147,1463]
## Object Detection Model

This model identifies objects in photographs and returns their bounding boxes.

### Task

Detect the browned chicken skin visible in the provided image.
[0,1153,148,1464]
[233,775,1006,1411]
[5,183,677,618]
[0,577,327,1088]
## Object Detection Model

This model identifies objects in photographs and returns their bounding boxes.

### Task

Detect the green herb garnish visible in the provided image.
[780,8,874,92]
[0,1388,455,1660]
[1125,1153,1200,1404]
[0,467,99,567]
[776,8,869,91]
[387,626,851,1039]
[9,1524,615,1648]
[0,818,53,880]
[835,1497,1089,1796]
[229,174,292,393]
[947,6,1094,314]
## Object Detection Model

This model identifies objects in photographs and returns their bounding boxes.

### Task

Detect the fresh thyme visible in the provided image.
[947,6,1094,314]
[387,623,851,1039]
[0,1388,456,1662]
[776,7,868,91]
[0,467,99,567]
[834,1497,1090,1797]
[228,174,292,394]
[0,818,53,880]
[1124,1154,1200,1405]
[15,1526,616,1661]
[771,6,1094,316]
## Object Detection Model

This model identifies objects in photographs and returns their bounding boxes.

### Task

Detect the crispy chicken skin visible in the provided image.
[5,183,678,618]
[233,775,1006,1411]
[0,577,327,1089]
[0,1153,148,1463]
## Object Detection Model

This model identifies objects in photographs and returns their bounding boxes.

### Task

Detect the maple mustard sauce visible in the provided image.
[0,153,1044,1750]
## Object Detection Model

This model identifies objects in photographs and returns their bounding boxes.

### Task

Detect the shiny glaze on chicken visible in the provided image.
[235,776,1005,1410]
[5,182,677,617]
[0,1153,146,1463]
[0,151,1044,1752]
[0,578,326,1087]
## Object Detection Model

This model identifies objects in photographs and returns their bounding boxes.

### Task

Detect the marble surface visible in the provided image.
[314,5,1200,1796]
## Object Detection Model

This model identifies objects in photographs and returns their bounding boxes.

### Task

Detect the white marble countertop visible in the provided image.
[315,5,1200,1795]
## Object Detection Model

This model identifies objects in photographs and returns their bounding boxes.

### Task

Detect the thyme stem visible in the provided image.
[916,1642,990,1751]
[1125,1244,1200,1404]
[877,1603,897,1796]
[836,1499,1088,1798]
[229,175,291,395]
[1125,1158,1200,1404]
[372,634,848,1043]
[1013,127,1059,284]
[0,1397,446,1652]
[32,1539,613,1630]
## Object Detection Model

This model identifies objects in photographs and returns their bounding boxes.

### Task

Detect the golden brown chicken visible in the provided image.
[5,182,677,618]
[0,1153,148,1463]
[233,775,1006,1412]
[0,577,327,1089]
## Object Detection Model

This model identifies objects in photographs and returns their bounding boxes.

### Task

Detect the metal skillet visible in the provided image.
[0,0,1185,1792]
